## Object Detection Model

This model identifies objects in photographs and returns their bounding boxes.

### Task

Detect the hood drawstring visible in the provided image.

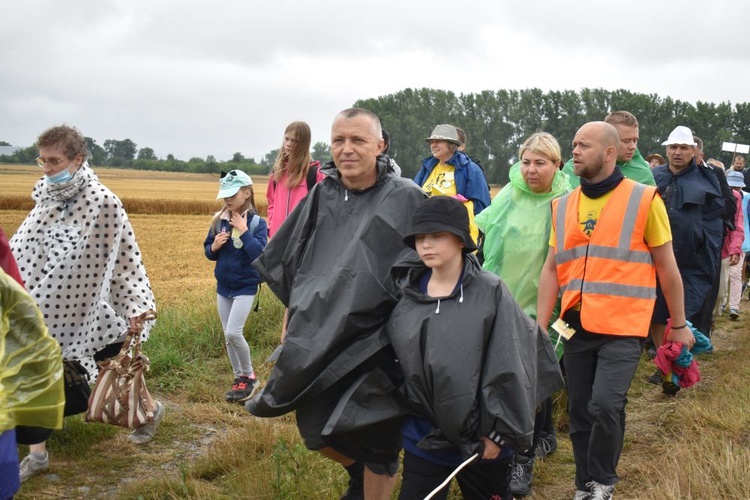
[345,189,349,201]
[435,285,463,314]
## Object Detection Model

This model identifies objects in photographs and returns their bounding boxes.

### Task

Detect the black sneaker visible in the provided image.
[510,455,534,497]
[662,380,681,396]
[536,429,558,459]
[648,369,663,385]
[225,376,257,403]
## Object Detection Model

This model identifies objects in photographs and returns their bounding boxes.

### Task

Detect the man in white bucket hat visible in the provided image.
[649,126,724,362]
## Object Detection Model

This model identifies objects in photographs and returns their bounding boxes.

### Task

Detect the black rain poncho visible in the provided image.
[248,156,426,417]
[386,255,564,457]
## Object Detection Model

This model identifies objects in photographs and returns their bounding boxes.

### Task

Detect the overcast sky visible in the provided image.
[2,0,748,162]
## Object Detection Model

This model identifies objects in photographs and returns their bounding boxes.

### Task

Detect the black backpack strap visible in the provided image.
[253,284,261,312]
[306,163,319,191]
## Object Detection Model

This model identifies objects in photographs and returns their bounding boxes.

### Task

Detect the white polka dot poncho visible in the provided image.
[10,164,156,370]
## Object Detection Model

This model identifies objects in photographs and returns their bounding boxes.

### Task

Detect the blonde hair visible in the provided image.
[209,185,257,235]
[518,132,562,164]
[271,121,312,188]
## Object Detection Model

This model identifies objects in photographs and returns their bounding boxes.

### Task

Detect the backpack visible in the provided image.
[248,213,263,311]
[270,162,320,191]
[306,163,319,191]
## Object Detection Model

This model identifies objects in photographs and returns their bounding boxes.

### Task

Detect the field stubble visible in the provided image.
[4,166,750,499]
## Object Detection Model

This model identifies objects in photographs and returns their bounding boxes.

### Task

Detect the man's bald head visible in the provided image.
[571,121,619,183]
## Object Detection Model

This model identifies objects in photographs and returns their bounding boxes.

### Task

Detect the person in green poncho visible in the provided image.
[475,132,572,498]
[562,110,655,187]
[0,268,64,497]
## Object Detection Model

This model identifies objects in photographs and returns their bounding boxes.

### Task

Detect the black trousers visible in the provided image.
[516,397,552,460]
[398,451,513,500]
[691,262,723,337]
[563,312,641,490]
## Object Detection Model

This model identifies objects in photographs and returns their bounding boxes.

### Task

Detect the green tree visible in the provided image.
[84,137,107,165]
[311,142,331,164]
[137,147,157,161]
[103,138,137,164]
[261,149,280,167]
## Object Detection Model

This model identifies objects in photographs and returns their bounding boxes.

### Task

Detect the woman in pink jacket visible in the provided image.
[725,171,746,320]
[714,171,746,320]
[266,121,324,237]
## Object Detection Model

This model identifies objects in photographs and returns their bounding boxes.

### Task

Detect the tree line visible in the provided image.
[356,87,750,182]
[4,87,748,183]
[0,136,333,177]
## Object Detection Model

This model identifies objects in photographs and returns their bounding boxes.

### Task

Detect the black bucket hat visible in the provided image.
[403,196,477,253]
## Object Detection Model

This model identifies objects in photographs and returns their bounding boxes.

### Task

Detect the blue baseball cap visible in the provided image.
[217,170,253,199]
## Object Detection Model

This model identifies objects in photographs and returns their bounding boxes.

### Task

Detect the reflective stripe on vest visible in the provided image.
[555,183,653,267]
[559,279,656,299]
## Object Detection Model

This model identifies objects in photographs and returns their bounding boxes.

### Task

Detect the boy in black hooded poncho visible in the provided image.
[388,196,563,500]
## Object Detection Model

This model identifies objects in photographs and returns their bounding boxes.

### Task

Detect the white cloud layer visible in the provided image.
[2,0,748,161]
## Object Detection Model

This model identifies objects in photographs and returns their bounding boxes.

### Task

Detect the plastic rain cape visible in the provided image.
[248,157,426,417]
[0,269,64,432]
[475,163,571,359]
[476,163,571,318]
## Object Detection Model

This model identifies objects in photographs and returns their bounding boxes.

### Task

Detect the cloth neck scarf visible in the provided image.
[580,165,624,199]
[44,162,94,202]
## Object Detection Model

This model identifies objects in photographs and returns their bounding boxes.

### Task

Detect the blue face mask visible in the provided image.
[46,165,74,184]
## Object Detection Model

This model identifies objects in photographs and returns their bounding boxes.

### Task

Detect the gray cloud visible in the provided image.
[2,0,748,162]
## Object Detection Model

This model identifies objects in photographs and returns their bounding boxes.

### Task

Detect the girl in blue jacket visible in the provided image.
[204,170,268,403]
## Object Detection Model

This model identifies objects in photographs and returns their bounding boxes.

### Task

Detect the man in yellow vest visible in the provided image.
[537,121,695,500]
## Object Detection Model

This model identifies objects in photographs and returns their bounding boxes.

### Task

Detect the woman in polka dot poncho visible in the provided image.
[10,125,161,480]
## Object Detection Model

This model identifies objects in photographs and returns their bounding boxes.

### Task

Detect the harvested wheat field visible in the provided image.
[0,164,269,216]
[3,165,750,499]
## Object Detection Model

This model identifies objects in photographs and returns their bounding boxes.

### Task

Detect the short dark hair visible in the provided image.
[382,128,391,155]
[456,127,466,145]
[335,108,382,138]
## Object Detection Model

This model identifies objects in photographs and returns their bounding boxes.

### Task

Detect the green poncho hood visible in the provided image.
[476,162,571,319]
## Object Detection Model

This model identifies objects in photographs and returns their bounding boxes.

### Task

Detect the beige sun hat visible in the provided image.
[425,124,461,146]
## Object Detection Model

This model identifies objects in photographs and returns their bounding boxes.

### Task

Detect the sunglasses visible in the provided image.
[220,170,241,180]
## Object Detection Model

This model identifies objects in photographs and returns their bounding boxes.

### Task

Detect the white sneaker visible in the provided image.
[587,480,614,500]
[573,490,590,500]
[127,401,165,445]
[19,451,49,482]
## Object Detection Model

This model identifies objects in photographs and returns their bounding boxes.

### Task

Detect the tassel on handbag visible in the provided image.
[86,310,157,429]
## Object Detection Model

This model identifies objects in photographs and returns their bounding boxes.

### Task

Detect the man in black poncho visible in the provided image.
[247,108,425,499]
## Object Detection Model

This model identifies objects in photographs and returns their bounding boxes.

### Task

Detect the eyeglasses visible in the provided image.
[36,157,68,168]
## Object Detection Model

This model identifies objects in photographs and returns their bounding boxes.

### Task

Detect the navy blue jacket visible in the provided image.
[414,151,491,215]
[204,213,268,297]
[653,160,724,317]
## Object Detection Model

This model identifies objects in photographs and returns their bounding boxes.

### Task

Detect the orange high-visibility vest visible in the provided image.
[551,179,657,337]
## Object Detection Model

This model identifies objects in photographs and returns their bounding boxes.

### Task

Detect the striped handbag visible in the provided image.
[86,310,157,429]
